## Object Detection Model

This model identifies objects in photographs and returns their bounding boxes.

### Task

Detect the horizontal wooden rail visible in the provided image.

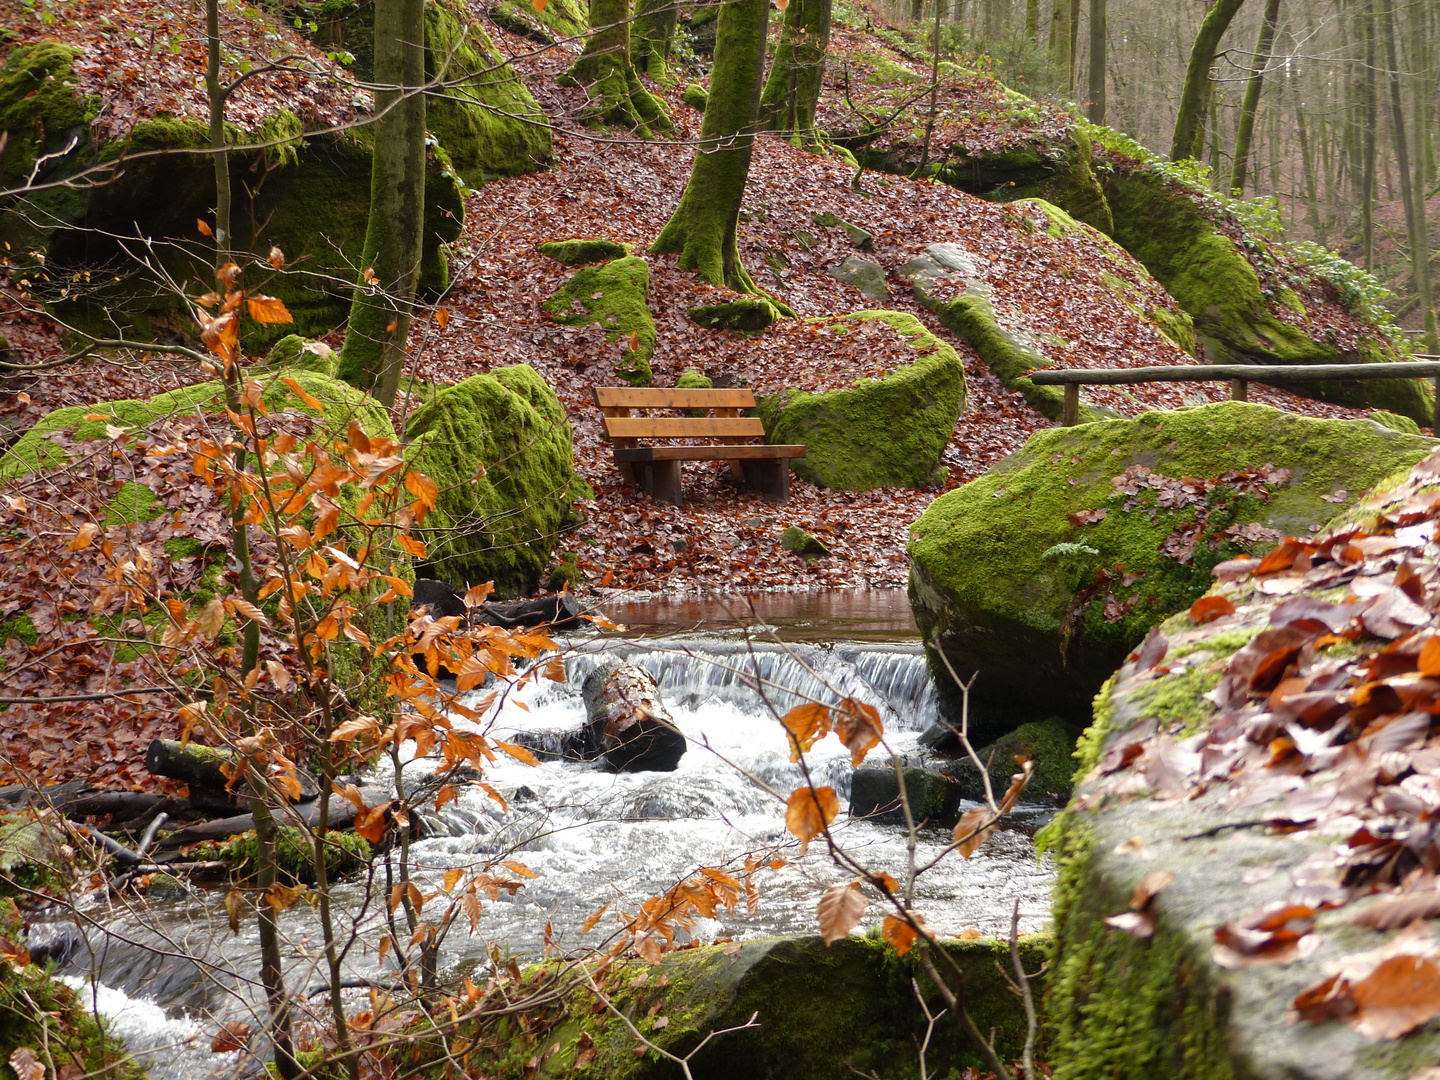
[1028,360,1440,428]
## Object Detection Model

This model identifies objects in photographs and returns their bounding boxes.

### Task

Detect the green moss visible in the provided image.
[1370,409,1422,436]
[494,0,588,41]
[104,481,162,527]
[676,368,712,390]
[220,826,371,884]
[406,365,588,596]
[686,296,781,332]
[780,524,828,561]
[0,613,38,649]
[683,82,709,111]
[424,0,552,185]
[542,256,656,386]
[546,550,587,591]
[538,238,630,265]
[991,127,1113,235]
[757,311,966,490]
[908,401,1436,729]
[0,43,88,188]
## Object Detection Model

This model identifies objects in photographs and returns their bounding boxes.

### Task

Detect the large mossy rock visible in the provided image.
[406,365,589,597]
[1100,165,1430,425]
[473,934,1048,1079]
[542,256,656,387]
[908,402,1434,738]
[757,311,966,490]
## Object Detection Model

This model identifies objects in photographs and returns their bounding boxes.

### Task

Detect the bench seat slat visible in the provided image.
[614,445,807,462]
[592,387,757,409]
[604,416,766,439]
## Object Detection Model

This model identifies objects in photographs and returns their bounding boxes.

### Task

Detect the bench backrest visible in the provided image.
[591,386,764,443]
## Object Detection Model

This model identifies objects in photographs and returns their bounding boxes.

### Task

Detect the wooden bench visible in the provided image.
[591,386,806,506]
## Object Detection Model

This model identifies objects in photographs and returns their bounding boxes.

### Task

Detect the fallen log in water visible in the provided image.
[145,739,321,802]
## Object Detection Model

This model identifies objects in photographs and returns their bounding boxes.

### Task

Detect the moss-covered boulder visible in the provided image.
[538,238,631,266]
[219,826,371,885]
[543,256,656,386]
[780,524,828,561]
[908,402,1435,737]
[464,934,1048,1078]
[1100,164,1430,424]
[940,716,1076,806]
[849,765,959,824]
[491,0,589,43]
[683,82,709,111]
[406,365,589,597]
[757,311,966,490]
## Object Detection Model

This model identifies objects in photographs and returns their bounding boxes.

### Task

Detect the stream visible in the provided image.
[44,589,1057,1080]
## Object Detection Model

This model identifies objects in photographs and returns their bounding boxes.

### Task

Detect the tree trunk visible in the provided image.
[633,0,679,80]
[1296,101,1324,245]
[1229,0,1280,195]
[204,0,230,266]
[1025,0,1038,43]
[336,0,427,409]
[1085,0,1104,123]
[651,0,769,293]
[1066,0,1080,91]
[758,0,832,135]
[1409,0,1438,352]
[1361,0,1377,270]
[1170,0,1247,162]
[562,0,670,131]
[1048,0,1071,82]
[1383,1,1436,353]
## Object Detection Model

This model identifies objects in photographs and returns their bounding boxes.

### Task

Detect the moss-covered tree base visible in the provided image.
[757,311,967,490]
[908,402,1435,737]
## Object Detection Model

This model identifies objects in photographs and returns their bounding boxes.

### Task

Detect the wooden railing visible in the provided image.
[1028,357,1440,428]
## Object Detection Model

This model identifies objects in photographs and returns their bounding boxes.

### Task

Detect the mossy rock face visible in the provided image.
[940,716,1077,805]
[424,0,552,185]
[0,43,90,190]
[908,402,1435,738]
[406,365,589,597]
[542,256,656,386]
[757,311,966,490]
[1100,167,1431,424]
[849,765,958,823]
[538,238,631,265]
[220,826,371,884]
[464,933,1049,1079]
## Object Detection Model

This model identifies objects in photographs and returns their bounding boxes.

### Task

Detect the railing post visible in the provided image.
[1230,379,1248,401]
[1062,383,1080,427]
[1433,376,1440,435]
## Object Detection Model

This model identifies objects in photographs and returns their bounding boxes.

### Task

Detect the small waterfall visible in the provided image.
[548,637,939,733]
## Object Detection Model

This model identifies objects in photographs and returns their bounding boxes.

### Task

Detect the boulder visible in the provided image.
[538,238,630,266]
[908,402,1435,738]
[683,83,709,111]
[687,297,782,332]
[849,765,959,824]
[827,255,890,301]
[542,256,656,386]
[812,211,873,250]
[936,716,1076,806]
[406,365,591,597]
[0,812,68,896]
[757,311,967,490]
[1043,455,1440,1078]
[476,934,1049,1078]
[780,525,829,562]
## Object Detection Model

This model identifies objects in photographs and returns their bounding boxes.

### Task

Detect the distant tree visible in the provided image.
[1228,0,1280,195]
[1086,0,1105,123]
[560,0,671,132]
[1170,0,1246,162]
[758,0,833,136]
[336,0,428,408]
[652,0,770,292]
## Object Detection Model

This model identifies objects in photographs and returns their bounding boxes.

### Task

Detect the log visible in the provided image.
[145,739,320,802]
[154,784,389,848]
[479,593,584,632]
[583,663,686,772]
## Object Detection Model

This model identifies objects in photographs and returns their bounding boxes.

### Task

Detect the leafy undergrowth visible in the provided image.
[1083,449,1440,1043]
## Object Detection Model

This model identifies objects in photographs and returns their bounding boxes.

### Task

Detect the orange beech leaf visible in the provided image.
[196,218,213,237]
[495,740,540,766]
[67,522,99,550]
[531,0,547,11]
[1418,636,1440,678]
[442,868,465,894]
[1348,955,1440,1040]
[1189,595,1235,624]
[543,656,567,682]
[354,802,391,843]
[503,860,538,879]
[267,246,285,269]
[834,698,883,766]
[780,702,831,761]
[882,915,919,956]
[435,784,458,810]
[404,470,439,510]
[281,377,325,412]
[953,807,996,857]
[816,883,866,944]
[785,786,838,850]
[582,902,610,936]
[209,1022,249,1054]
[435,307,450,328]
[247,294,293,324]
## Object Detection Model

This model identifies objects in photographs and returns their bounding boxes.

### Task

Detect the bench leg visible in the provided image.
[634,460,683,505]
[740,458,790,502]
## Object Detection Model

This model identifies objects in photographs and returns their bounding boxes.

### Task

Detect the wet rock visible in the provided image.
[849,766,958,824]
[940,717,1076,806]
[780,526,828,562]
[827,255,890,300]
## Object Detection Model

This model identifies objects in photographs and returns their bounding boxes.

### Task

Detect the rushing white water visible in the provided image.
[48,630,1055,1080]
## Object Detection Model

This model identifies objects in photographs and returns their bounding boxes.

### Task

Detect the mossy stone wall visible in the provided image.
[908,402,1435,737]
[757,311,966,490]
[406,364,589,596]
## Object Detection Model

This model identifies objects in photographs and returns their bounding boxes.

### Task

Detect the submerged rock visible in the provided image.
[758,311,966,490]
[849,765,958,824]
[406,365,590,597]
[909,402,1435,737]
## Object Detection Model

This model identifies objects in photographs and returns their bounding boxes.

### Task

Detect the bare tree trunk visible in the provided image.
[1362,0,1378,270]
[1086,0,1104,122]
[1025,0,1038,42]
[1409,0,1439,352]
[1296,100,1325,244]
[1383,0,1436,352]
[1067,0,1080,91]
[652,0,770,293]
[1048,0,1071,83]
[1229,0,1281,194]
[336,0,427,408]
[1171,0,1247,161]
